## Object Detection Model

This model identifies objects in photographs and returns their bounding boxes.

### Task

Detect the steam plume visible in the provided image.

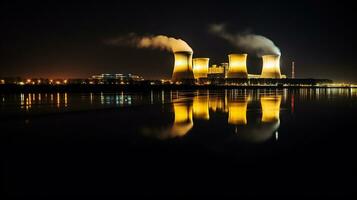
[106,33,193,53]
[209,24,281,57]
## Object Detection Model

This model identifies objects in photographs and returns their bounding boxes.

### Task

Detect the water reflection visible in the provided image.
[261,95,281,123]
[1,89,356,143]
[228,97,249,125]
[171,102,194,137]
[235,95,281,143]
[193,95,210,120]
[147,91,283,143]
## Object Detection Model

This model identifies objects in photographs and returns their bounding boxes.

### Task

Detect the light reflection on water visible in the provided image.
[142,90,282,142]
[1,88,357,143]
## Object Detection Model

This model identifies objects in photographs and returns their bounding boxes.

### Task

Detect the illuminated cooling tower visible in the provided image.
[228,101,248,125]
[261,95,281,122]
[193,58,209,79]
[261,55,282,79]
[193,96,209,120]
[227,54,248,78]
[172,51,194,82]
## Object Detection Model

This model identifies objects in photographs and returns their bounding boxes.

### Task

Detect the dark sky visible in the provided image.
[1,0,356,82]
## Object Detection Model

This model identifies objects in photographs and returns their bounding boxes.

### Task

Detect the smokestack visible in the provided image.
[292,61,295,79]
[172,51,194,82]
[227,54,248,78]
[261,55,282,79]
[193,58,209,79]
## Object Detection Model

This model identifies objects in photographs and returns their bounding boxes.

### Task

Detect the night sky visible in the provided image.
[1,0,356,82]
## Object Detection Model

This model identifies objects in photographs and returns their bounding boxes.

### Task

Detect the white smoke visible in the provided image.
[106,33,193,53]
[209,24,281,57]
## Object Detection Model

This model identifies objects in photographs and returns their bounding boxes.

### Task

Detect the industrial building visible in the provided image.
[91,73,144,84]
[171,52,287,83]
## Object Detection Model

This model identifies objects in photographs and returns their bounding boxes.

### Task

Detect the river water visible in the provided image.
[2,88,356,196]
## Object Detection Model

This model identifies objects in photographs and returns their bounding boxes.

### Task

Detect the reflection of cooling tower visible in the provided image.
[228,101,248,125]
[227,54,248,78]
[261,55,282,79]
[193,58,209,79]
[193,96,209,120]
[171,102,193,137]
[261,95,281,122]
[172,51,194,82]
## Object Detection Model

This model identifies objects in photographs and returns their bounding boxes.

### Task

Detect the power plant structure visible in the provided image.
[260,55,282,79]
[192,58,209,79]
[172,52,288,83]
[227,54,248,78]
[171,51,194,82]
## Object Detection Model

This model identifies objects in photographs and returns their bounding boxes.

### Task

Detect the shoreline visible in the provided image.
[0,84,355,93]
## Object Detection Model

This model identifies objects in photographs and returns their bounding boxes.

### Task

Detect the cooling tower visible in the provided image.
[172,51,194,82]
[227,54,248,78]
[193,58,209,79]
[261,55,282,79]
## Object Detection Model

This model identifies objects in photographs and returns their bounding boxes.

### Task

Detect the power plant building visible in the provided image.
[171,52,287,83]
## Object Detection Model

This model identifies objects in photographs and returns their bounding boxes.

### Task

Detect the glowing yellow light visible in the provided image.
[172,51,194,82]
[193,96,210,120]
[55,81,61,85]
[57,93,60,107]
[37,80,41,84]
[209,96,227,112]
[63,80,68,84]
[26,79,31,83]
[208,65,225,74]
[18,82,25,85]
[261,95,281,122]
[227,54,248,78]
[261,55,282,79]
[64,93,68,107]
[228,101,248,125]
[170,102,193,137]
[193,58,209,79]
[174,103,193,124]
